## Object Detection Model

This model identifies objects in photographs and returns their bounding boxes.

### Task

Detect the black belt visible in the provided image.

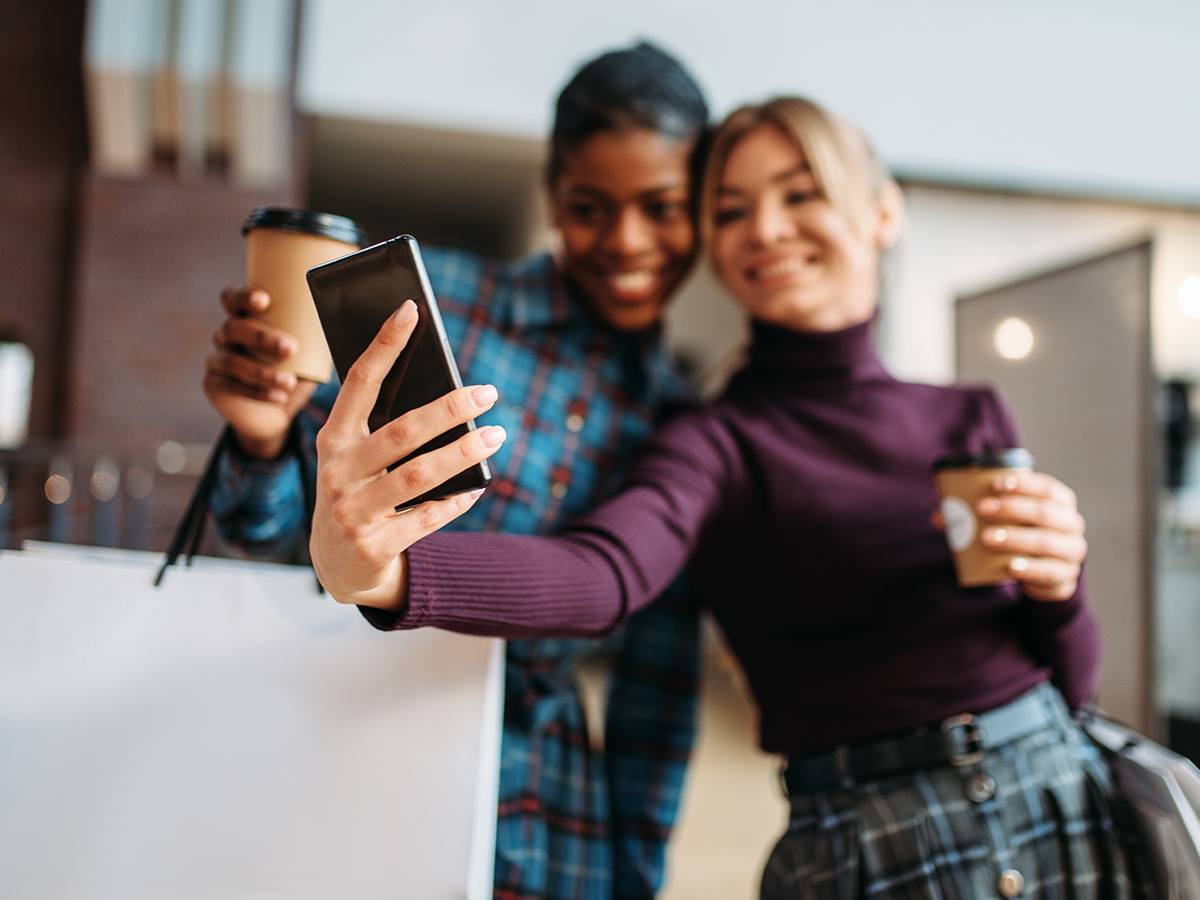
[781,686,1060,796]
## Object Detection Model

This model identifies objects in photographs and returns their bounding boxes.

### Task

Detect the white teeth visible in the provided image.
[609,271,655,293]
[751,258,803,281]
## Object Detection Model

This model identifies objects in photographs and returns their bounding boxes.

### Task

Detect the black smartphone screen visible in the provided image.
[307,235,492,508]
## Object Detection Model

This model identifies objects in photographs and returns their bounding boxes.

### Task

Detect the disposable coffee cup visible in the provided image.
[241,207,367,382]
[933,448,1034,587]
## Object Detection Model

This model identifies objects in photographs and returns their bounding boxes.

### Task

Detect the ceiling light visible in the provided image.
[994,317,1035,361]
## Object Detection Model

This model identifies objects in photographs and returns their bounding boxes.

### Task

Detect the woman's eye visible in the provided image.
[714,207,746,225]
[785,189,820,206]
[567,202,604,223]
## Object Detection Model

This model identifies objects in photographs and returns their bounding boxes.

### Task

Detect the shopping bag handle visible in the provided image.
[153,418,321,590]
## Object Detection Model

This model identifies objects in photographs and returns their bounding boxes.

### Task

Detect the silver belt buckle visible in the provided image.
[941,712,985,767]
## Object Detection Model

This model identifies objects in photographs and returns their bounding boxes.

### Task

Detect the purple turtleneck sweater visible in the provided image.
[371,318,1099,753]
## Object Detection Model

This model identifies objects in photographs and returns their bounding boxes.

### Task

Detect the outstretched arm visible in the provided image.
[309,302,743,638]
[378,414,736,636]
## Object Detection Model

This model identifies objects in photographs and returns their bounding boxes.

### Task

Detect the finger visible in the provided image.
[324,300,418,438]
[352,384,499,477]
[206,351,296,394]
[351,425,505,522]
[979,525,1087,564]
[975,494,1083,534]
[217,318,300,362]
[1006,556,1079,599]
[211,321,295,367]
[203,371,289,405]
[220,286,270,317]
[380,488,487,548]
[989,470,1076,507]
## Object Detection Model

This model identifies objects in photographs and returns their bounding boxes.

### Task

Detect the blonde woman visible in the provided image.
[308,97,1152,898]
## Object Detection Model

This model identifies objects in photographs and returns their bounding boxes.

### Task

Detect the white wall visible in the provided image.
[890,187,1200,383]
[297,0,1200,204]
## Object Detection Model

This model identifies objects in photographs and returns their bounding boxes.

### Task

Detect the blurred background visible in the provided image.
[1,1,1198,896]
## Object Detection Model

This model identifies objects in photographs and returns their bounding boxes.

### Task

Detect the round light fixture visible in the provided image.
[91,457,121,502]
[155,440,187,474]
[994,317,1035,361]
[44,474,71,505]
[125,465,155,500]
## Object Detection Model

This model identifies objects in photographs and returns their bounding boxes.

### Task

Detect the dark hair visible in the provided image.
[547,41,709,182]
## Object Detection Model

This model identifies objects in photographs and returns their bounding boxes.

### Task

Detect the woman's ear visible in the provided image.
[874,179,905,250]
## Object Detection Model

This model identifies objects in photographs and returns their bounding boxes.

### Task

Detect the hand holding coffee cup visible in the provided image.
[202,208,366,459]
[933,450,1087,600]
[203,285,320,459]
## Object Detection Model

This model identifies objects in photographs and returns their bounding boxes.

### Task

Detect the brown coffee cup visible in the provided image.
[933,448,1034,587]
[241,207,367,382]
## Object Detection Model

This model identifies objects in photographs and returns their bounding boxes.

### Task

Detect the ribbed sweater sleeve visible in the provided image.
[360,408,742,638]
[981,388,1101,708]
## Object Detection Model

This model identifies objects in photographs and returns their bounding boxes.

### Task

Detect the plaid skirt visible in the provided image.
[761,684,1156,899]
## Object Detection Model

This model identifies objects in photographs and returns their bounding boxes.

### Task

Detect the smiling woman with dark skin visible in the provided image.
[309,96,1154,899]
[202,42,711,900]
[550,127,696,331]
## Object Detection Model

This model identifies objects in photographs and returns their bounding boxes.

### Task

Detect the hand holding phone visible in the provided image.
[308,235,493,506]
[307,298,507,609]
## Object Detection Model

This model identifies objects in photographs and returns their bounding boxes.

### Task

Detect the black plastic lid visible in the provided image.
[932,447,1034,472]
[241,207,367,247]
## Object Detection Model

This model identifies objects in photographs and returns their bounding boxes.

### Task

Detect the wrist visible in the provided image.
[1023,578,1080,604]
[345,554,409,612]
[1024,588,1074,603]
[233,429,288,460]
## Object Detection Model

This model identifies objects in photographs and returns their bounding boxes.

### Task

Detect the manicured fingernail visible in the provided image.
[394,299,417,324]
[275,372,296,388]
[480,425,506,448]
[471,384,498,407]
[1009,556,1030,573]
[995,474,1019,492]
[269,390,287,403]
[978,497,1001,514]
[277,337,297,355]
[985,527,1008,544]
[468,488,486,499]
[249,290,269,309]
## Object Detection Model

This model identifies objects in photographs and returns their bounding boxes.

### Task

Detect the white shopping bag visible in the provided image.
[0,545,501,900]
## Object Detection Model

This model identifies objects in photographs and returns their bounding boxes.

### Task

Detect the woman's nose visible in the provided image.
[749,197,795,246]
[603,207,656,256]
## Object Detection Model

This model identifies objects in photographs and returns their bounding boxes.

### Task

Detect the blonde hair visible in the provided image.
[700,96,890,247]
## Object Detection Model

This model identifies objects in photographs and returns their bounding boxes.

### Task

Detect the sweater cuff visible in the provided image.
[355,537,451,632]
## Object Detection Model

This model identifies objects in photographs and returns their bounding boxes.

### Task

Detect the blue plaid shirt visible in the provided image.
[211,247,700,899]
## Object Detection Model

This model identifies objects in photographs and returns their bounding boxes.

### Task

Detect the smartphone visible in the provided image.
[307,235,491,508]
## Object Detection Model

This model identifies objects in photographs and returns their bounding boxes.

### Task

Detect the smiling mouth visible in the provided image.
[604,269,660,302]
[745,255,816,284]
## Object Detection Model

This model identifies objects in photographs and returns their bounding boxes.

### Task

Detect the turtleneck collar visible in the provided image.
[740,315,888,385]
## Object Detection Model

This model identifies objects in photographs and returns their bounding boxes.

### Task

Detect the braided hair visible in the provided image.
[548,41,709,183]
